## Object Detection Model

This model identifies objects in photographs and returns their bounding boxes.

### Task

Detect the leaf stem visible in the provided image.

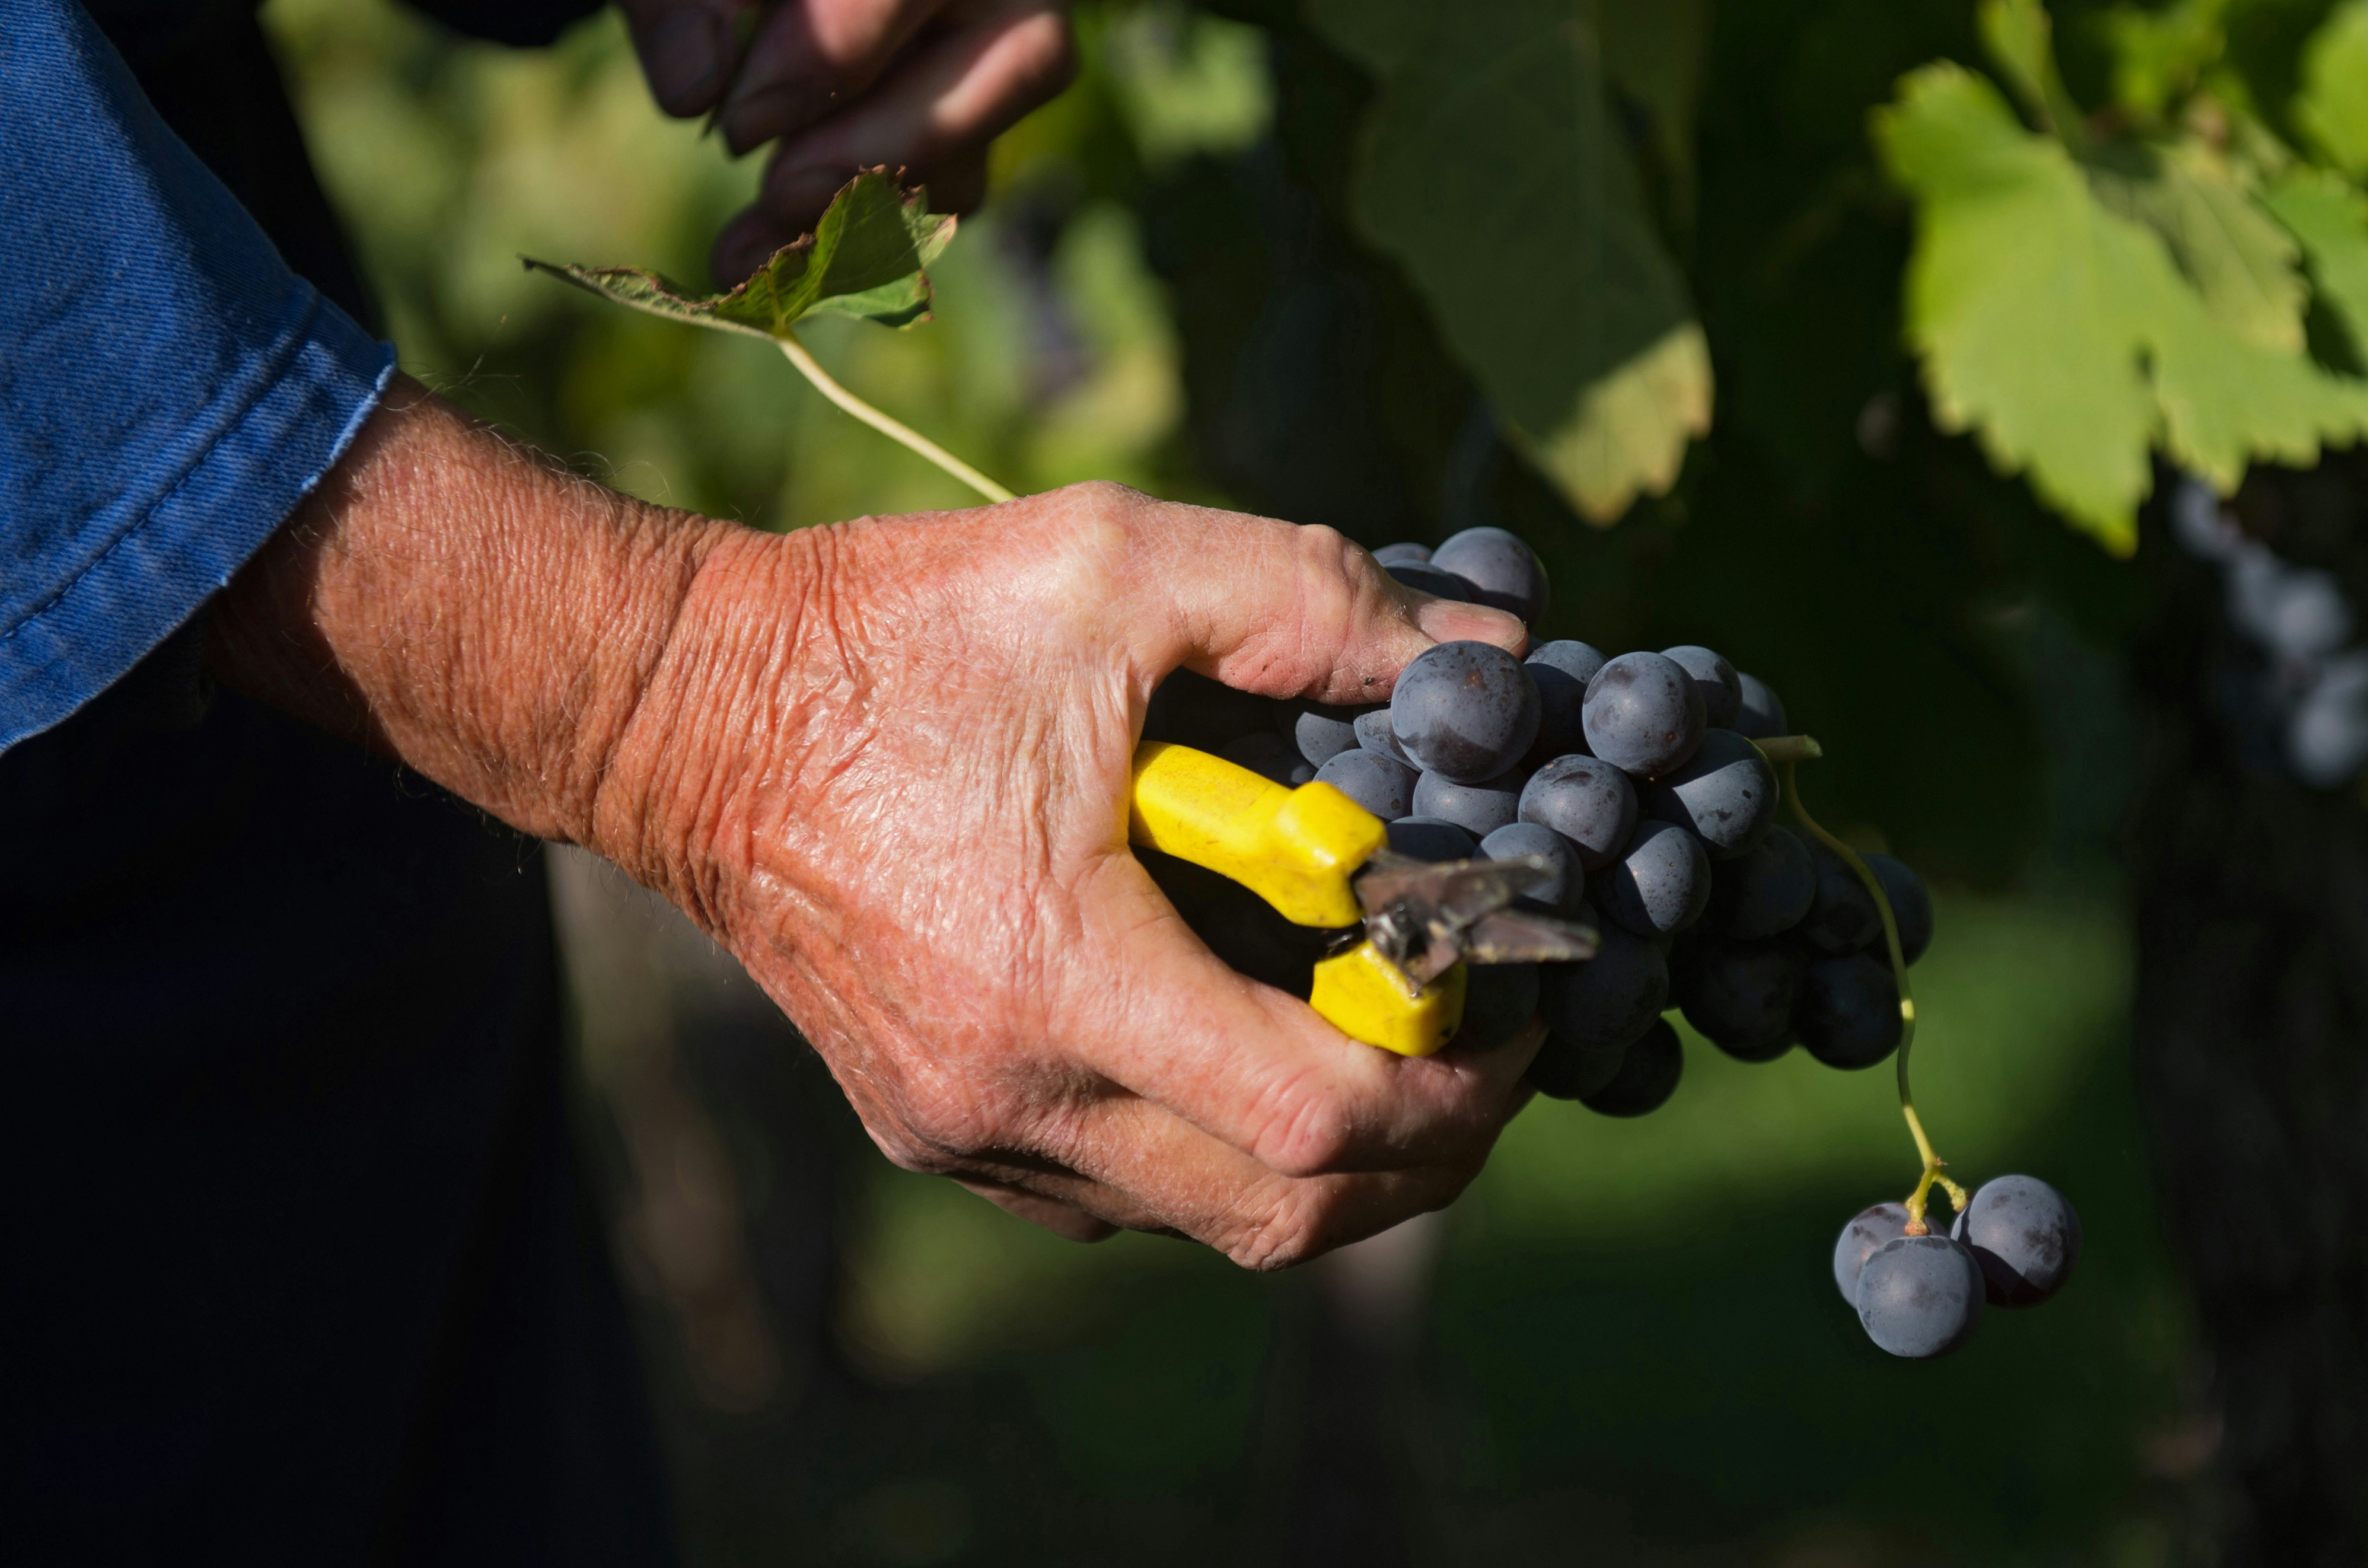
[775,329,1015,505]
[1776,753,1961,1227]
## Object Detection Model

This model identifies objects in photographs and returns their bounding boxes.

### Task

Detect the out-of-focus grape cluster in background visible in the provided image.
[261,2,2196,1562]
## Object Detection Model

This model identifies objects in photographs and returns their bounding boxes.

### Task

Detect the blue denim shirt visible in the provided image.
[2,5,673,1561]
[0,0,393,749]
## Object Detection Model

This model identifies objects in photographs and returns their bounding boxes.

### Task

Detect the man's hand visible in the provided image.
[211,378,1541,1266]
[617,0,1075,284]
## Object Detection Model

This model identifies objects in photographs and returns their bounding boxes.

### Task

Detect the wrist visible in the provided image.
[208,376,738,846]
[582,520,811,921]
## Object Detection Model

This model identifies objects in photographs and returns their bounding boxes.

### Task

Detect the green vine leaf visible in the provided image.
[1307,0,1710,524]
[1875,62,2368,552]
[523,170,956,338]
[2296,0,2368,179]
[1598,0,1709,222]
[2262,166,2368,365]
[2088,138,2308,353]
[1519,323,1712,518]
[2098,0,2230,128]
[1980,0,2088,145]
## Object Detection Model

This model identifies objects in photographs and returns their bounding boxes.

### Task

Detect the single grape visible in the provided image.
[1518,754,1637,870]
[1703,824,1814,939]
[1354,706,1414,766]
[1525,641,1604,761]
[1450,962,1540,1053]
[1596,820,1712,938]
[1222,730,1311,787]
[1432,525,1550,624]
[1478,821,1583,913]
[1856,1235,1985,1358]
[1413,767,1526,837]
[1733,671,1789,740]
[1142,670,1272,751]
[1799,843,1882,954]
[1953,1175,2082,1307]
[2288,652,2368,788]
[1385,815,1478,863]
[1391,641,1542,783]
[1529,640,1608,688]
[1371,541,1433,568]
[1526,1024,1626,1101]
[1386,561,1478,601]
[1832,1201,1919,1305]
[1649,729,1776,859]
[1795,951,1903,1069]
[1674,937,1799,1060]
[1582,651,1706,778]
[2171,477,2244,562]
[1578,1016,1682,1117]
[1862,852,1934,965]
[1537,922,1669,1059]
[1273,697,1362,767]
[2227,548,2353,662]
[1659,645,1742,729]
[1315,748,1418,821]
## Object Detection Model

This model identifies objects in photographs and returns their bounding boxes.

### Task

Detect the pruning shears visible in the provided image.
[1128,742,1598,1056]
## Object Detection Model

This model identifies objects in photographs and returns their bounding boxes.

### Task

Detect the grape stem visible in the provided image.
[775,329,1016,505]
[1767,742,1968,1234]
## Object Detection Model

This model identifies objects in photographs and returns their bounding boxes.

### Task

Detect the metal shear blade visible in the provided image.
[1354,850,1599,984]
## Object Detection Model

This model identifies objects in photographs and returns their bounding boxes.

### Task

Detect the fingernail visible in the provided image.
[1414,598,1528,652]
[645,11,727,114]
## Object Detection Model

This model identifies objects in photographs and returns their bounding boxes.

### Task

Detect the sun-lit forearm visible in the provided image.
[205,374,738,847]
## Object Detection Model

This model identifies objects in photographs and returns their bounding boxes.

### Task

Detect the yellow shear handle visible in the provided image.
[1129,741,1465,1056]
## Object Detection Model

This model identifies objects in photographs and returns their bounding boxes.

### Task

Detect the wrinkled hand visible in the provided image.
[618,0,1075,283]
[591,482,1541,1260]
[214,384,1540,1265]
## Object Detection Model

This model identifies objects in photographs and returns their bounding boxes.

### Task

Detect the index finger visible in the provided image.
[1085,487,1526,707]
[1051,846,1540,1180]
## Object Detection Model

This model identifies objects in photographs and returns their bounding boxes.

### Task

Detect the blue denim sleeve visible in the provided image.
[0,0,396,751]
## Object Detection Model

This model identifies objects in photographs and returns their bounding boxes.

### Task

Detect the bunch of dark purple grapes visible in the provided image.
[1832,1176,2082,1358]
[1145,525,1936,1116]
[1143,526,2082,1360]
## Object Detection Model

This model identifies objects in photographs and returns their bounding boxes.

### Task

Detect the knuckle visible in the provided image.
[1057,477,1140,520]
[867,1123,961,1177]
[1228,1184,1344,1271]
[1022,481,1140,602]
[1293,520,1353,566]
[1294,521,1369,588]
[1248,1074,1362,1180]
[894,1079,1000,1159]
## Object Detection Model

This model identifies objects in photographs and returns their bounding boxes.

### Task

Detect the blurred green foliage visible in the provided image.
[262,1,2197,1562]
[264,0,1251,525]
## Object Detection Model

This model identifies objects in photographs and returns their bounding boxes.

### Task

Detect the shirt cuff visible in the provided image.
[0,291,396,751]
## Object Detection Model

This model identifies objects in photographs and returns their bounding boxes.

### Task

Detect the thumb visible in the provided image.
[1104,489,1526,705]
